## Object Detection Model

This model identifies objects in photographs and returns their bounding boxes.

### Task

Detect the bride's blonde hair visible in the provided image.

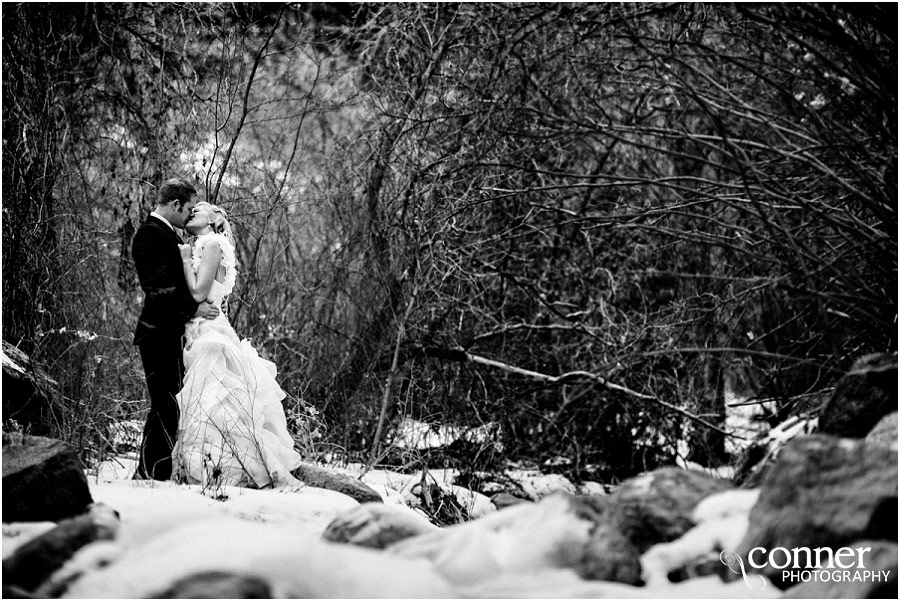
[195,201,234,246]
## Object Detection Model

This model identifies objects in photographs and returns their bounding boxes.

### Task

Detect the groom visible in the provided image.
[132,177,219,480]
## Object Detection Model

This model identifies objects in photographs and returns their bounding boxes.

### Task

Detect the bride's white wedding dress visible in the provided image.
[172,232,302,488]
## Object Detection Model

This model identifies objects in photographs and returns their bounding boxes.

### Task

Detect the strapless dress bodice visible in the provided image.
[207,279,228,306]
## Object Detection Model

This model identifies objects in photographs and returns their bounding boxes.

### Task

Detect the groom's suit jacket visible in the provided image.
[132,215,199,345]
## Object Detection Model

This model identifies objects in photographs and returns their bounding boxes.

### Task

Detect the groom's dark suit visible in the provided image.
[132,214,198,480]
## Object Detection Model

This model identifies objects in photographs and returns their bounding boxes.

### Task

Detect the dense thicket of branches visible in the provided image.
[3,3,895,480]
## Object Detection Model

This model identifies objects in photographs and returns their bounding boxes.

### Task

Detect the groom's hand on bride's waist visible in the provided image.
[195,300,221,320]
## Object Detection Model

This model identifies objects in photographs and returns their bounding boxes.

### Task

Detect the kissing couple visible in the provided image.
[131,177,302,489]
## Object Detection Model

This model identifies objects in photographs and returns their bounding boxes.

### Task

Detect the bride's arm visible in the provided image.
[179,240,223,303]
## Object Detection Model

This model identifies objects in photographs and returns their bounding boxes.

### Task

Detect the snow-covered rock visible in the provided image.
[3,503,119,594]
[387,493,596,585]
[735,434,898,587]
[607,467,734,553]
[866,411,898,451]
[59,517,457,598]
[640,489,760,585]
[505,469,578,500]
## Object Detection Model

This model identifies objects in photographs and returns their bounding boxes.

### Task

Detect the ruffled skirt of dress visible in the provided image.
[172,316,302,488]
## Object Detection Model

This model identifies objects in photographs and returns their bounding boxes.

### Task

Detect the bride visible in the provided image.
[173,201,302,489]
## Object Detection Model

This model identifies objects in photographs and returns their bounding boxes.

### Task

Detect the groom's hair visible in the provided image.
[158,178,197,209]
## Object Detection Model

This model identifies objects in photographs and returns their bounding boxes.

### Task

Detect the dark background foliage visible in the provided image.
[3,2,895,481]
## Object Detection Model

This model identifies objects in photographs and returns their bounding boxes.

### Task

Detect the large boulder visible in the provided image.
[736,435,898,588]
[818,353,897,438]
[291,463,383,504]
[322,502,438,549]
[866,412,898,450]
[2,434,93,522]
[2,504,119,594]
[606,467,734,553]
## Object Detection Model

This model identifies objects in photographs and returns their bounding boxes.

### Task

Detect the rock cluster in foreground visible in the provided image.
[2,353,897,598]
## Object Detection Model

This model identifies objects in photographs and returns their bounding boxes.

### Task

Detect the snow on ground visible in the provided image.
[61,449,613,548]
[4,454,783,598]
[90,479,358,547]
[511,469,579,498]
[88,456,505,535]
[355,465,497,519]
[84,453,574,537]
[1,456,360,558]
[60,515,457,599]
[387,417,499,451]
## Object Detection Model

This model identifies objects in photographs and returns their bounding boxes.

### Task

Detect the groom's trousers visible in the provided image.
[135,334,185,480]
